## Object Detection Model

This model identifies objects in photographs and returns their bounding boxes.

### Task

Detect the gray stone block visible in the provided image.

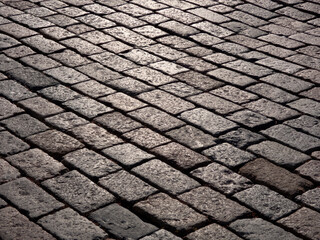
[0,131,29,156]
[0,158,20,184]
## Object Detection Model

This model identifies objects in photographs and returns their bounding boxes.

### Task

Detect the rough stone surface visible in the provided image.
[42,171,114,213]
[0,178,63,218]
[0,131,30,156]
[0,97,23,120]
[90,203,158,240]
[296,160,320,183]
[0,158,20,184]
[219,128,265,148]
[134,193,207,232]
[140,229,182,240]
[233,185,299,220]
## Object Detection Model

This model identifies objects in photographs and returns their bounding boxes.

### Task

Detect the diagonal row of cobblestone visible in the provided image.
[0,0,319,239]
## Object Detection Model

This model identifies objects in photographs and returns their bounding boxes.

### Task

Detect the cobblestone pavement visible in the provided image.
[0,0,319,239]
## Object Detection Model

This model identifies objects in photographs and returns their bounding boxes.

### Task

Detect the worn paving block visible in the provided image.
[134,193,207,232]
[123,128,170,149]
[100,92,146,112]
[180,108,238,136]
[90,203,157,240]
[6,149,66,181]
[132,159,200,195]
[0,207,56,240]
[288,98,320,117]
[0,197,6,208]
[296,160,320,183]
[38,208,107,240]
[144,44,188,60]
[99,170,157,202]
[230,218,302,240]
[0,97,23,120]
[208,68,256,87]
[239,158,313,196]
[151,142,211,170]
[261,125,319,152]
[166,125,216,150]
[203,143,255,168]
[160,20,199,36]
[219,128,265,148]
[45,65,89,84]
[71,123,123,150]
[42,170,115,213]
[296,188,320,211]
[179,187,250,223]
[278,207,320,240]
[45,112,89,130]
[76,63,122,83]
[49,50,91,68]
[0,54,23,72]
[72,80,115,98]
[140,229,182,240]
[191,162,252,195]
[160,82,201,98]
[0,80,36,101]
[186,223,242,240]
[38,85,81,103]
[175,71,224,90]
[227,110,273,128]
[108,77,154,95]
[233,185,299,220]
[102,143,154,167]
[248,141,309,168]
[0,178,63,218]
[1,114,49,138]
[0,158,20,184]
[211,85,258,104]
[27,130,83,155]
[0,131,29,156]
[63,148,121,178]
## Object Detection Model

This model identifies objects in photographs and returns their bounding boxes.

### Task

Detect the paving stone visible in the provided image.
[259,33,305,49]
[45,112,88,130]
[129,107,184,131]
[159,8,201,25]
[257,44,296,58]
[144,44,188,60]
[227,10,268,27]
[150,61,188,75]
[288,98,320,117]
[296,188,320,211]
[179,187,250,223]
[186,223,242,240]
[132,0,166,10]
[42,170,114,213]
[99,170,157,202]
[230,218,302,240]
[56,6,88,17]
[6,67,58,90]
[248,141,309,168]
[185,46,214,57]
[175,71,224,90]
[122,49,161,65]
[180,108,238,136]
[227,110,273,128]
[3,45,35,59]
[300,87,320,101]
[190,32,223,45]
[203,143,255,168]
[207,68,256,87]
[261,73,313,93]
[192,21,233,37]
[0,197,6,208]
[0,131,29,156]
[160,82,201,98]
[0,81,23,101]
[63,148,121,178]
[278,207,320,240]
[189,7,229,23]
[108,77,154,95]
[1,114,49,138]
[222,21,266,38]
[259,23,297,36]
[236,3,278,19]
[140,13,169,24]
[0,97,23,120]
[158,0,196,9]
[6,148,66,181]
[77,63,123,83]
[176,57,216,72]
[20,54,61,71]
[132,159,200,195]
[211,85,258,104]
[72,80,115,98]
[189,93,242,114]
[256,57,304,74]
[70,123,123,150]
[10,13,53,29]
[50,50,91,68]
[27,130,83,155]
[79,30,114,44]
[240,158,313,196]
[66,23,94,34]
[151,142,210,170]
[45,14,79,27]
[76,14,115,28]
[38,85,80,103]
[94,112,142,134]
[19,97,63,118]
[63,96,112,118]
[134,193,207,232]
[219,128,265,148]
[22,35,65,54]
[61,37,103,55]
[83,3,115,14]
[0,33,19,50]
[226,35,267,49]
[90,203,157,240]
[295,69,320,85]
[38,208,107,240]
[0,177,63,218]
[224,60,273,77]
[261,124,319,152]
[100,92,146,112]
[140,229,182,240]
[0,54,23,72]
[244,99,299,121]
[101,40,133,53]
[285,115,320,137]
[0,158,20,184]
[158,35,196,49]
[134,25,167,38]
[191,162,252,195]
[166,125,216,150]
[106,12,145,28]
[115,3,152,16]
[247,83,298,103]
[233,185,299,220]
[138,90,194,114]
[102,143,154,167]
[0,207,56,240]
[44,67,88,86]
[107,26,155,47]
[296,160,320,183]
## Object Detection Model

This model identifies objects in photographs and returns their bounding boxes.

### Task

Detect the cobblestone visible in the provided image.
[0,131,30,156]
[0,158,20,184]
[219,128,265,148]
[296,160,320,183]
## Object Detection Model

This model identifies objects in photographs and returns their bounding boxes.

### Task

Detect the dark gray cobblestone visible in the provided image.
[0,0,319,239]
